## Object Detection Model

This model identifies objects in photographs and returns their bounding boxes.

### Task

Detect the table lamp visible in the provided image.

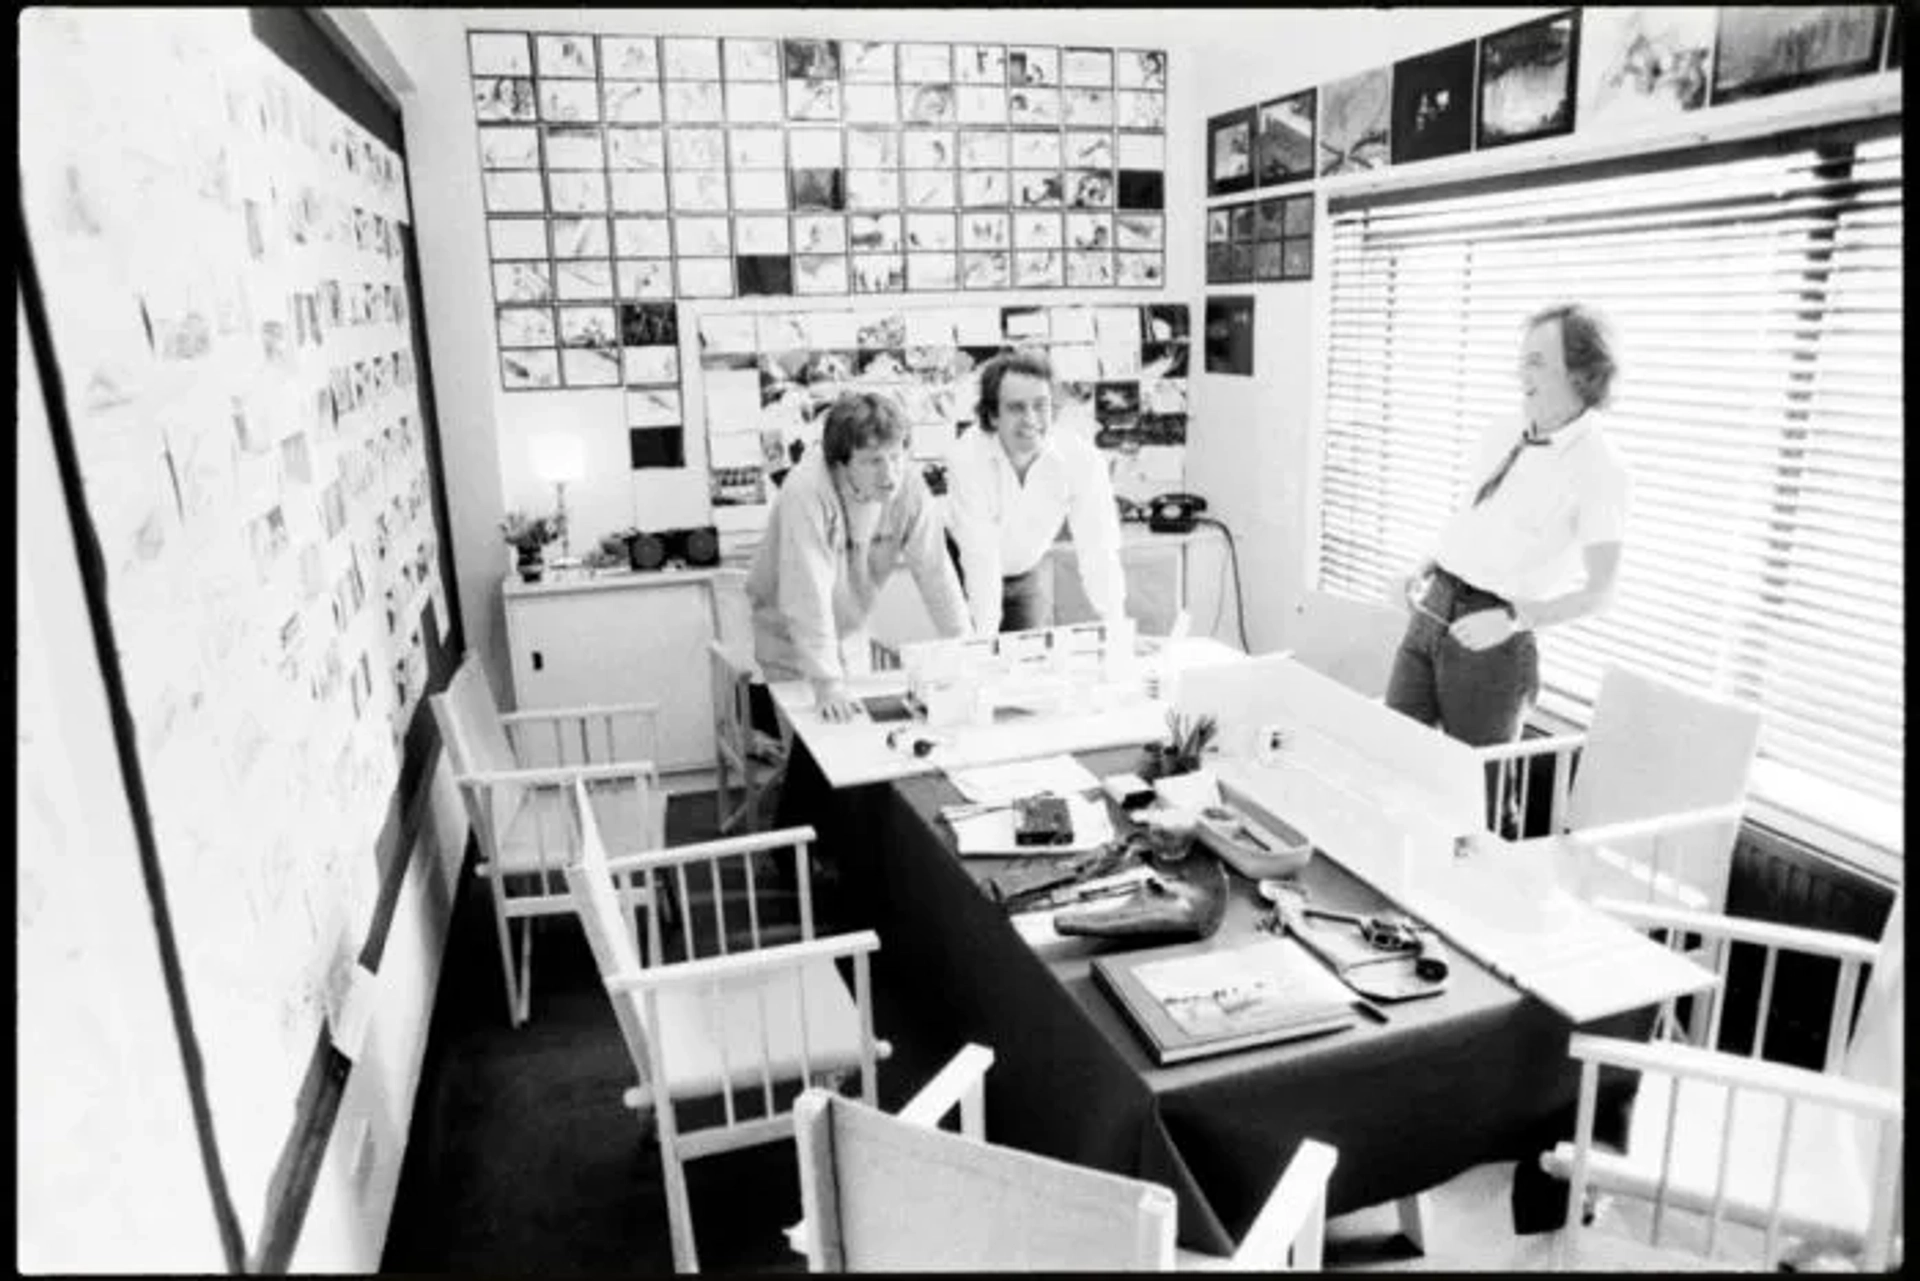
[528,431,586,558]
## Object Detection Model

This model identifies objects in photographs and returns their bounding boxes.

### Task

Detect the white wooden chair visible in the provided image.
[562,779,889,1273]
[1478,665,1762,918]
[1540,892,1904,1270]
[788,1043,1339,1271]
[708,640,772,834]
[431,654,666,1026]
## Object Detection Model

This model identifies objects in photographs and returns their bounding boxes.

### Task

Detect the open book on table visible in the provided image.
[1093,935,1358,1067]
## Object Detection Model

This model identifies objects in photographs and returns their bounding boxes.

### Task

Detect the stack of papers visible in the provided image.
[944,755,1102,806]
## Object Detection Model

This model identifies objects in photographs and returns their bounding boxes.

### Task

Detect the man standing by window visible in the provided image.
[1385,303,1632,750]
[747,391,970,724]
[946,349,1128,633]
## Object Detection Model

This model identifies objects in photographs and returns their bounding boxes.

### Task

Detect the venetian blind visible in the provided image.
[1317,120,1903,854]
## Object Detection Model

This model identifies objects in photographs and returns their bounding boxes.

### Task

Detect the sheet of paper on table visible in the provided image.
[953,794,1114,857]
[945,754,1104,805]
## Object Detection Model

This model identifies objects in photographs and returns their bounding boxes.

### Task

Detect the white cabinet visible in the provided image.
[501,570,722,774]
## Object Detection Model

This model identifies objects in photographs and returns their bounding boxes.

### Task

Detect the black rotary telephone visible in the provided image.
[1147,492,1208,534]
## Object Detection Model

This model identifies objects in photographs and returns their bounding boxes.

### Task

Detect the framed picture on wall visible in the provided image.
[1710,5,1888,104]
[1203,295,1255,376]
[1392,40,1477,164]
[1477,9,1580,149]
[1255,89,1316,186]
[1206,106,1257,197]
[1577,7,1714,131]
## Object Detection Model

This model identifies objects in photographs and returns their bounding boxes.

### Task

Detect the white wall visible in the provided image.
[392,7,1221,701]
[17,299,230,1271]
[1184,7,1902,656]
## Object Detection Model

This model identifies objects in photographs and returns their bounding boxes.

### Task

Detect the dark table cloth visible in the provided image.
[778,736,1641,1255]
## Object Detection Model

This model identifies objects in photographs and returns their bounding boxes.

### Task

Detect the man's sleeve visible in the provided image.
[1577,453,1632,548]
[775,494,846,684]
[944,442,1004,633]
[1066,441,1127,623]
[906,477,972,638]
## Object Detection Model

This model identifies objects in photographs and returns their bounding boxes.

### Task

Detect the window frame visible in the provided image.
[1302,82,1904,890]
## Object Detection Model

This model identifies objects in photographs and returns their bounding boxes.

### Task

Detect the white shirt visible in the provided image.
[1434,408,1631,603]
[945,423,1126,633]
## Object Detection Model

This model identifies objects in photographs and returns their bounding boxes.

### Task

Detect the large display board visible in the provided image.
[19,10,454,1259]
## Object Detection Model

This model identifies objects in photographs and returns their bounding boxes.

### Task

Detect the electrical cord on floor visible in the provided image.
[1193,515,1250,653]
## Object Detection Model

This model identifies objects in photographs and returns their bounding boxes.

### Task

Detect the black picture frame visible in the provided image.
[1203,295,1255,376]
[1255,88,1317,187]
[1392,39,1477,165]
[1477,9,1580,149]
[1710,6,1889,104]
[1207,106,1257,197]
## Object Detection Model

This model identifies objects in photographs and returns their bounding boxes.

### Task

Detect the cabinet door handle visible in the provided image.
[531,650,544,671]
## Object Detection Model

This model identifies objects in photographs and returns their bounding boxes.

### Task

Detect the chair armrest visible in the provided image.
[1588,900,1884,966]
[1567,802,1747,849]
[604,929,881,992]
[1473,732,1586,765]
[1567,1033,1903,1120]
[457,761,659,788]
[898,1044,996,1135]
[1227,1138,1339,1271]
[498,701,662,725]
[602,825,819,874]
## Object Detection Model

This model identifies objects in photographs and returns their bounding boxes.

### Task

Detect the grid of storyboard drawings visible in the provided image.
[1207,191,1314,284]
[694,302,1190,536]
[469,30,1170,393]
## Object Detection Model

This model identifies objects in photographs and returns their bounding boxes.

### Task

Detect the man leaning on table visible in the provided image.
[746,390,971,724]
[945,348,1128,634]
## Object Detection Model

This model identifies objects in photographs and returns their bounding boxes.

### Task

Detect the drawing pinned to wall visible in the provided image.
[1206,106,1256,197]
[1478,9,1580,149]
[1577,7,1715,130]
[1392,39,1477,164]
[1203,295,1255,376]
[1318,67,1390,176]
[1709,5,1888,104]
[1255,89,1316,187]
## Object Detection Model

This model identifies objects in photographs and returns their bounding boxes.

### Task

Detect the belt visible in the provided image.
[1424,566,1515,621]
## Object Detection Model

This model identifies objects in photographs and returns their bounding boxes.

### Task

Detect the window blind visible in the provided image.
[1318,121,1903,854]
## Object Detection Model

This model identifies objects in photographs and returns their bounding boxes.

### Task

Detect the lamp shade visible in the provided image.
[528,431,586,485]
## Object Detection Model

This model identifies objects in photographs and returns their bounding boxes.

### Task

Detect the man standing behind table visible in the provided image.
[945,348,1128,633]
[746,391,970,724]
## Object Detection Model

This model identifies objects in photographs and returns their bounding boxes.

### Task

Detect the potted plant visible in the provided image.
[501,510,563,583]
[1142,709,1219,781]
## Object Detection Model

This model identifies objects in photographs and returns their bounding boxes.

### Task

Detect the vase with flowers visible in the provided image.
[501,510,564,583]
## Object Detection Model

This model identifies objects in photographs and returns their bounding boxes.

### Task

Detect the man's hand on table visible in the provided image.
[812,679,864,724]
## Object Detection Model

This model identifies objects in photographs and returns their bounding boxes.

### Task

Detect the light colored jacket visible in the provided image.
[745,451,969,683]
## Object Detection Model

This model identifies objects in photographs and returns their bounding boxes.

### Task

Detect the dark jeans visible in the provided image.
[1000,564,1054,632]
[1385,567,1538,748]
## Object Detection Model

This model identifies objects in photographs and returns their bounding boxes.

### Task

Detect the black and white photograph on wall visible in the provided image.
[630,426,686,470]
[1391,39,1477,164]
[1203,295,1255,376]
[1478,9,1580,149]
[1709,5,1888,104]
[1207,106,1256,196]
[1318,66,1390,175]
[1577,6,1715,130]
[1255,89,1316,186]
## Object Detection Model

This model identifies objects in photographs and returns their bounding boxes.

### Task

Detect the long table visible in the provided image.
[779,738,1656,1255]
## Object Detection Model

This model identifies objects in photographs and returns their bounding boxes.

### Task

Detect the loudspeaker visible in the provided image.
[627,531,668,571]
[626,525,720,572]
[676,525,720,567]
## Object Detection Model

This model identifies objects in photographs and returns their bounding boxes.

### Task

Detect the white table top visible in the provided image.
[769,635,1246,789]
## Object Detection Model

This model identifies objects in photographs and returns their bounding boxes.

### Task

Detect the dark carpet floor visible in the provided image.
[380,791,962,1274]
